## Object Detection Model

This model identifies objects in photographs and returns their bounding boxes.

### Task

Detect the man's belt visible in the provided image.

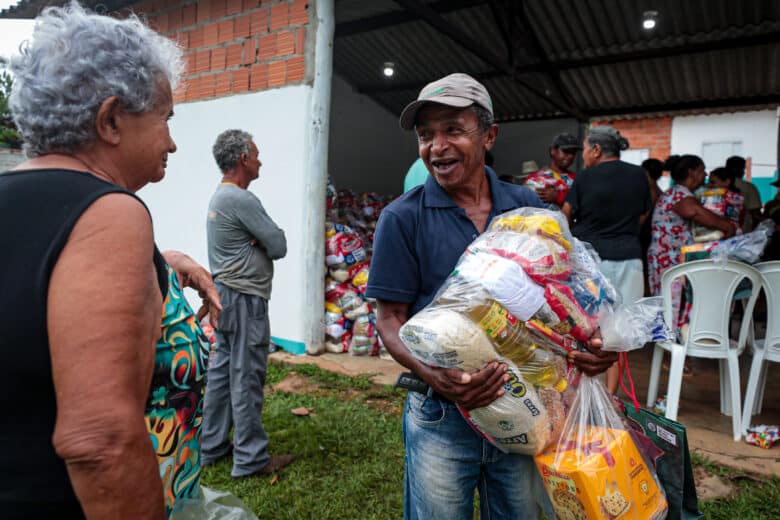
[395,372,451,402]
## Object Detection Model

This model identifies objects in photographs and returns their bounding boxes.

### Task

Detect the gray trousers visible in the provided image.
[201,282,270,477]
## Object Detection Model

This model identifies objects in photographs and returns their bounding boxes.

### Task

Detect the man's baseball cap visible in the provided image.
[399,73,493,130]
[550,133,582,151]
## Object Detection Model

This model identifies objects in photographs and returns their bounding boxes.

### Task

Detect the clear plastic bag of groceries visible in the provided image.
[534,376,668,520]
[710,218,775,264]
[398,208,665,455]
[170,486,258,519]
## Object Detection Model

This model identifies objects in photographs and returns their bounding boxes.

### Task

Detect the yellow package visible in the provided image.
[680,241,717,262]
[489,214,572,251]
[535,426,667,520]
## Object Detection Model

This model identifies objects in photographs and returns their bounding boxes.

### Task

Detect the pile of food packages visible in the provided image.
[323,178,394,356]
[399,207,670,520]
[522,167,571,208]
[693,187,743,242]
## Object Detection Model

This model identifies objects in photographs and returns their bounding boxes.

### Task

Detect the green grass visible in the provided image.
[701,477,780,519]
[202,363,780,519]
[692,452,780,519]
[201,363,406,519]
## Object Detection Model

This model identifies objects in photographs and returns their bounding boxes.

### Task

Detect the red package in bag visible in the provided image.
[326,232,368,267]
[545,283,595,341]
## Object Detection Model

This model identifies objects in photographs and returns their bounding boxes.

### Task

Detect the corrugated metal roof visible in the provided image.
[3,0,778,121]
[334,0,780,121]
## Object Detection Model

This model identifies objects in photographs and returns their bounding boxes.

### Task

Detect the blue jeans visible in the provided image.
[403,392,553,520]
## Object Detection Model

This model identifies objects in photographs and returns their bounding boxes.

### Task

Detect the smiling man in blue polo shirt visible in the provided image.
[366,73,619,519]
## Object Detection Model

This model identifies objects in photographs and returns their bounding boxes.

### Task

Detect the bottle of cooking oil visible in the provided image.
[466,298,568,392]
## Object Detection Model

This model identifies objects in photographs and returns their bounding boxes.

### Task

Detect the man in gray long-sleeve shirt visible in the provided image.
[202,129,293,478]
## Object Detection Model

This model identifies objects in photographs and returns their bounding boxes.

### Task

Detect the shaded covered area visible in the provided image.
[5,0,778,121]
[334,0,780,122]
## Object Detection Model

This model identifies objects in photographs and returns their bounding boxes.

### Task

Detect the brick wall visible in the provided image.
[126,0,310,103]
[592,117,672,161]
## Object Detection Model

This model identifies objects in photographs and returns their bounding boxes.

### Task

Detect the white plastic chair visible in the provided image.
[646,259,761,441]
[741,261,780,434]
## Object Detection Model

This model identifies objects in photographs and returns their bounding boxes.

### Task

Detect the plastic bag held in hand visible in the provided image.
[534,376,669,520]
[398,208,667,456]
[598,297,673,351]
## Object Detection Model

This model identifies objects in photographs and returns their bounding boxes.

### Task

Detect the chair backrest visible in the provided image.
[756,261,780,357]
[660,260,762,354]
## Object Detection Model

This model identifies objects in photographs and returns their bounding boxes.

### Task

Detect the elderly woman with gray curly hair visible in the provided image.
[0,3,222,518]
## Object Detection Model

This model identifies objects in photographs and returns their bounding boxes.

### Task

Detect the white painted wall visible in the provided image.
[139,85,312,348]
[671,110,778,179]
[0,149,25,171]
[327,75,582,193]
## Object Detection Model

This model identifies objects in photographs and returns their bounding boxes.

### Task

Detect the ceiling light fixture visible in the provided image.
[383,61,395,77]
[642,10,658,30]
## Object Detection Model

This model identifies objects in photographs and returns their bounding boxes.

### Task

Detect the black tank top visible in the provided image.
[0,169,167,518]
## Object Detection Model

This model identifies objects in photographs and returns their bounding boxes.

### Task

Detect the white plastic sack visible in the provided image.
[457,251,546,321]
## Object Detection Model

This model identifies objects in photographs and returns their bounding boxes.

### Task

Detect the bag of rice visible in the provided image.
[400,307,498,371]
[463,367,552,455]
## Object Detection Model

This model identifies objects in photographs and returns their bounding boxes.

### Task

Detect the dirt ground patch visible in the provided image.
[272,372,321,394]
[364,396,404,416]
[694,466,736,501]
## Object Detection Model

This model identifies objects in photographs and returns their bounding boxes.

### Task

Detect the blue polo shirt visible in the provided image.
[367,167,543,316]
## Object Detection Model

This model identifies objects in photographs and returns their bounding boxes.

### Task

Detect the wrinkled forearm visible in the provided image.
[55,424,165,519]
[161,249,190,271]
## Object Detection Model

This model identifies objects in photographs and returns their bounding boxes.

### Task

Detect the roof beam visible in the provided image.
[358,71,505,95]
[589,94,780,118]
[392,0,579,118]
[335,0,485,38]
[515,0,587,121]
[487,0,513,65]
[358,30,780,95]
[517,31,780,73]
[392,0,511,75]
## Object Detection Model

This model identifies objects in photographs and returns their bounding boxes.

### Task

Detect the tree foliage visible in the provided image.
[0,68,22,149]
